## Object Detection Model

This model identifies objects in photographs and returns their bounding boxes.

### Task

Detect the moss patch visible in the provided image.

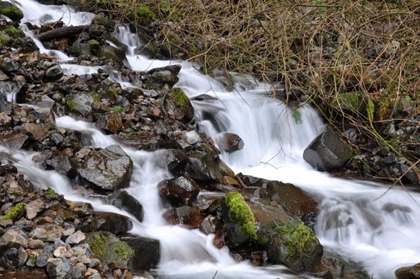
[88,232,134,266]
[225,192,257,240]
[277,220,317,257]
[169,88,189,106]
[1,202,25,221]
[110,105,124,113]
[0,2,24,22]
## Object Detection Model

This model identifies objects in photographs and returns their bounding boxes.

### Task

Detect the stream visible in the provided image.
[3,1,420,278]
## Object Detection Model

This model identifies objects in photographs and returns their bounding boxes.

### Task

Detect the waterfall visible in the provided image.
[3,1,420,278]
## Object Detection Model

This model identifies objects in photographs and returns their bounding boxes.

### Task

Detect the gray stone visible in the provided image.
[120,234,160,272]
[36,244,54,267]
[30,224,64,242]
[215,133,244,153]
[66,231,86,245]
[111,190,144,222]
[45,65,63,79]
[2,228,28,248]
[77,145,133,191]
[182,130,200,145]
[26,199,46,220]
[303,129,352,171]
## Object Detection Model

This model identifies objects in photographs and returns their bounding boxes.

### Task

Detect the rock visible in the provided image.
[182,130,201,145]
[0,245,27,269]
[163,88,194,123]
[47,258,71,278]
[260,181,318,218]
[45,155,77,178]
[45,65,63,80]
[87,232,134,269]
[77,145,133,191]
[66,93,93,117]
[215,133,244,153]
[81,212,133,234]
[158,176,200,206]
[0,58,19,72]
[183,152,235,183]
[395,263,420,279]
[99,45,127,65]
[148,65,181,88]
[36,244,54,267]
[258,219,323,273]
[110,190,144,222]
[95,112,123,134]
[0,2,24,22]
[25,199,46,220]
[30,224,65,242]
[164,149,189,175]
[199,215,217,235]
[0,131,29,149]
[66,231,86,245]
[163,206,204,229]
[2,228,28,248]
[119,234,160,272]
[249,200,291,226]
[220,192,257,248]
[303,129,352,171]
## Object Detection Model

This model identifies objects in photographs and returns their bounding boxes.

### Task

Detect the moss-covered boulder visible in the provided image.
[0,2,24,22]
[258,219,324,273]
[163,88,194,123]
[221,192,257,248]
[87,231,134,269]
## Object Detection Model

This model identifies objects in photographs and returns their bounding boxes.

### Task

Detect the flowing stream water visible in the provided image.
[3,1,420,278]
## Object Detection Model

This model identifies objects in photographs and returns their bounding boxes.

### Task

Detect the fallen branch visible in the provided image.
[38,25,91,41]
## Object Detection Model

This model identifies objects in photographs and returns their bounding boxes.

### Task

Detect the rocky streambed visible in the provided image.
[0,1,419,279]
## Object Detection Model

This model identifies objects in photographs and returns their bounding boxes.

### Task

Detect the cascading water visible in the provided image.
[4,1,420,278]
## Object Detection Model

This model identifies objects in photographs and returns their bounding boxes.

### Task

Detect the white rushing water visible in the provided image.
[4,1,420,278]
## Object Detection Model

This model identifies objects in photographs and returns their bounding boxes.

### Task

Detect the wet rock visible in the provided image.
[163,88,194,123]
[120,234,160,272]
[77,145,133,191]
[164,149,189,175]
[0,2,23,22]
[249,200,291,226]
[158,176,200,206]
[147,65,181,88]
[0,131,29,149]
[260,181,318,218]
[45,64,63,80]
[220,192,257,248]
[99,45,127,65]
[66,93,94,117]
[81,212,133,234]
[182,130,201,145]
[258,219,324,273]
[45,155,77,178]
[163,206,204,229]
[95,112,123,134]
[395,263,420,279]
[183,152,235,183]
[303,129,352,171]
[215,133,244,153]
[199,215,217,235]
[0,57,19,72]
[110,190,144,222]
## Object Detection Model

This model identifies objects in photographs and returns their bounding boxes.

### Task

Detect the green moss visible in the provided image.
[169,88,189,106]
[225,192,257,240]
[0,3,24,21]
[110,105,124,113]
[3,26,24,37]
[45,188,56,196]
[66,99,77,111]
[88,233,134,264]
[276,220,317,257]
[91,93,100,103]
[1,202,25,221]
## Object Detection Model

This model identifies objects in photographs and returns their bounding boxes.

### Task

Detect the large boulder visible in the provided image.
[80,212,133,234]
[303,129,352,171]
[77,145,133,191]
[258,219,323,273]
[119,234,160,272]
[163,88,194,123]
[220,192,257,248]
[110,190,144,222]
[0,2,24,22]
[260,181,318,219]
[395,263,420,279]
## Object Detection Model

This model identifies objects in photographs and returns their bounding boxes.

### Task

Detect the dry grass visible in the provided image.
[88,0,420,179]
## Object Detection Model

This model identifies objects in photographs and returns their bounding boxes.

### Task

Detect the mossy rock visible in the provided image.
[0,2,24,22]
[333,92,367,114]
[258,219,323,272]
[1,202,25,221]
[223,192,257,243]
[87,231,134,268]
[164,88,194,123]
